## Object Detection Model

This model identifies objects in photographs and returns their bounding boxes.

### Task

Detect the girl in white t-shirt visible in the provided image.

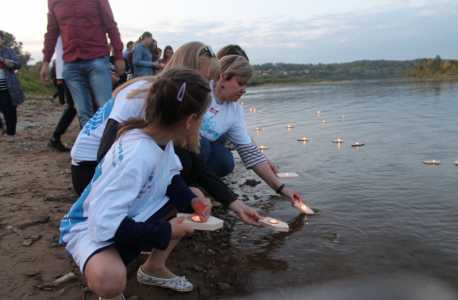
[60,68,212,300]
[200,55,304,207]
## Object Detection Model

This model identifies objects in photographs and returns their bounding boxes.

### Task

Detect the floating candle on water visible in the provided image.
[454,161,458,166]
[322,120,327,124]
[191,215,202,222]
[316,111,321,114]
[340,115,345,118]
[422,160,441,165]
[293,203,315,215]
[351,142,365,147]
[254,109,256,112]
[297,137,309,141]
[259,111,264,114]
[259,146,270,150]
[276,172,299,178]
[331,139,344,143]
[254,127,261,131]
[286,125,295,129]
[258,217,289,232]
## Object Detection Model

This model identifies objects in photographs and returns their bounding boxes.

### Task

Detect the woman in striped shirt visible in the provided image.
[199,54,304,207]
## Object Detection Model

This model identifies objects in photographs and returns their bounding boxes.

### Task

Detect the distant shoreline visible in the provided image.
[248,75,458,87]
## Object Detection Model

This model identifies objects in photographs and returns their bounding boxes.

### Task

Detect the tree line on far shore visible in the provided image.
[2,30,457,93]
[250,56,458,86]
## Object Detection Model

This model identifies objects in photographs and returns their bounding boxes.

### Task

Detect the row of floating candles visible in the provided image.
[252,107,456,164]
[422,160,458,166]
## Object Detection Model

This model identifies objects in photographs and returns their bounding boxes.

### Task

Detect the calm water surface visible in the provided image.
[225,78,458,295]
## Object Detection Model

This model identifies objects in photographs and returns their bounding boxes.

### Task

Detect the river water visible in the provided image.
[224,78,458,297]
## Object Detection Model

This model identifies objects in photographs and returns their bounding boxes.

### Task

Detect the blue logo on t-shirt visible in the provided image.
[200,114,221,140]
[82,98,115,136]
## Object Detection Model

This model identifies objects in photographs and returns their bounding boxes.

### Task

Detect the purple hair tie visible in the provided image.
[177,82,186,102]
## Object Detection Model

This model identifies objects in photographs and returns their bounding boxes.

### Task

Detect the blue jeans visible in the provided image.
[199,135,235,178]
[63,56,112,127]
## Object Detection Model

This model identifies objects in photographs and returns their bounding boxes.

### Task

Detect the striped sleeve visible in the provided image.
[0,79,7,90]
[233,142,267,169]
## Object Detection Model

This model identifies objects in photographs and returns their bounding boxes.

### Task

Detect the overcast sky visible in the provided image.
[3,0,457,65]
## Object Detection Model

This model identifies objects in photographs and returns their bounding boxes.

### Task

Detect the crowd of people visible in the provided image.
[0,1,306,299]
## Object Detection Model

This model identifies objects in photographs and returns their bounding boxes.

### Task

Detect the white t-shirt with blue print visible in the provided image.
[71,80,151,165]
[199,80,252,145]
[61,129,181,272]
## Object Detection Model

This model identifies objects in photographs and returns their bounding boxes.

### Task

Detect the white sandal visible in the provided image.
[137,265,193,292]
[99,294,126,300]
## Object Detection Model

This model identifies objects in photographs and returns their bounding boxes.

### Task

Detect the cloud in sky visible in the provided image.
[8,0,458,65]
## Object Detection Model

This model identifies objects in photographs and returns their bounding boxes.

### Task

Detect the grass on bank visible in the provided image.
[18,62,55,95]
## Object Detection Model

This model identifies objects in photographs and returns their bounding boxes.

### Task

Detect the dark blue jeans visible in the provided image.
[0,89,17,136]
[199,135,235,178]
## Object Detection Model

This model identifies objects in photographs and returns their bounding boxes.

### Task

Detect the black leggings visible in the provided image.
[71,162,98,196]
[0,89,17,136]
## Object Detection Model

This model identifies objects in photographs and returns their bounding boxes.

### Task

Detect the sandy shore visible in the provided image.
[0,95,268,299]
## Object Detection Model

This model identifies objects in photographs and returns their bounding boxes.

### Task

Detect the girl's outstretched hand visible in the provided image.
[228,200,264,227]
[191,197,212,222]
[280,187,302,206]
[169,216,194,239]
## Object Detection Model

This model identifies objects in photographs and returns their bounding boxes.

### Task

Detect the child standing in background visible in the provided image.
[59,68,212,300]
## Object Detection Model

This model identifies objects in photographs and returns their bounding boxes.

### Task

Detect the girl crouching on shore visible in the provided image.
[59,68,212,299]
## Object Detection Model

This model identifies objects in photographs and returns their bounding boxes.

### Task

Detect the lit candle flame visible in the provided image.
[322,120,326,124]
[254,109,256,112]
[317,111,320,114]
[268,219,279,224]
[191,215,202,222]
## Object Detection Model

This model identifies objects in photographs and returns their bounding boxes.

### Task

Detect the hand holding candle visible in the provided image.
[191,197,212,222]
[229,200,264,227]
[170,216,194,239]
[279,187,302,207]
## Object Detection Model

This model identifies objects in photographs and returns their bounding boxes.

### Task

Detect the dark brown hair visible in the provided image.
[149,39,160,60]
[117,68,211,138]
[0,31,4,40]
[217,45,249,61]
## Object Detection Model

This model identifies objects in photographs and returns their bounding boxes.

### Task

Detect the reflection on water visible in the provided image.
[226,78,458,294]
